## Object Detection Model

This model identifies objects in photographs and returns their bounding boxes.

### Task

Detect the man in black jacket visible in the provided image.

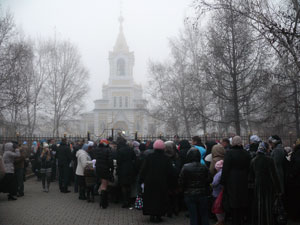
[57,138,72,193]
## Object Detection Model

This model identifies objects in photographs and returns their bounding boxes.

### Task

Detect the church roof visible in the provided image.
[113,15,129,53]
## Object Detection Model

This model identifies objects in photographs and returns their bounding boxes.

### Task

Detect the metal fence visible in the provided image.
[0,133,297,147]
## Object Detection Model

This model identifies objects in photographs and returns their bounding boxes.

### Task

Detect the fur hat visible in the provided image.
[153,139,165,150]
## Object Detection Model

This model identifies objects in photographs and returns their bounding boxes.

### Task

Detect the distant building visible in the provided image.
[81,15,157,139]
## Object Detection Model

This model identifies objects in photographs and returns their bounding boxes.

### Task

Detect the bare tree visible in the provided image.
[42,39,89,136]
[201,0,268,135]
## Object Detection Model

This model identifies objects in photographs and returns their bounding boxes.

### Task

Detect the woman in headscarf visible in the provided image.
[2,142,20,200]
[139,140,173,223]
[249,142,281,225]
[164,141,181,217]
[209,144,225,176]
[221,136,251,225]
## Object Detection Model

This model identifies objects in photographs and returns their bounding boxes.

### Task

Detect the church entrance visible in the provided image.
[113,121,129,135]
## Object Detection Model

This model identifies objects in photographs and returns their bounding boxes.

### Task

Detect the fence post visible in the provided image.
[135,131,138,141]
[87,131,90,141]
[111,128,114,140]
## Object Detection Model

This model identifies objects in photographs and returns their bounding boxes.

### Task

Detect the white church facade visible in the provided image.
[80,16,157,139]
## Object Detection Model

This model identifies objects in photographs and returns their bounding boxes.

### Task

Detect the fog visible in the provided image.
[2,0,193,110]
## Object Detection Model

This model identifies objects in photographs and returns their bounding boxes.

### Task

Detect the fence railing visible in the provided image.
[0,133,298,147]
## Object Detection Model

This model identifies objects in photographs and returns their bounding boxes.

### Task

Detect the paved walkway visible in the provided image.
[0,178,189,225]
[1,179,298,225]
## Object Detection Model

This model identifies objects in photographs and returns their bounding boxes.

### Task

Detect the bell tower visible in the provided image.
[108,14,134,84]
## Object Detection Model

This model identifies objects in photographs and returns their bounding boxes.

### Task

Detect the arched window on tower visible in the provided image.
[117,58,125,76]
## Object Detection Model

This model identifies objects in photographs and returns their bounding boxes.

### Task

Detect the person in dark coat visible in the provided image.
[49,139,58,182]
[95,139,114,209]
[269,135,286,194]
[178,140,191,166]
[57,138,72,193]
[249,142,281,225]
[179,148,212,225]
[116,136,136,208]
[139,139,173,223]
[164,141,181,217]
[286,142,300,221]
[221,136,251,225]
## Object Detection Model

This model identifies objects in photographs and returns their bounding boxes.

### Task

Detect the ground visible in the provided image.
[0,178,189,225]
[0,179,298,225]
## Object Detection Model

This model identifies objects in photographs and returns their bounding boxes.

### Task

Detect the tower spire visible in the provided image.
[113,1,129,53]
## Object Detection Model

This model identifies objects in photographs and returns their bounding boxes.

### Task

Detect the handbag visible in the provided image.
[135,194,143,210]
[273,195,288,225]
[212,189,224,214]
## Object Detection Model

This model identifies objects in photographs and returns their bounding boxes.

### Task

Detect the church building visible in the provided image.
[80,16,156,139]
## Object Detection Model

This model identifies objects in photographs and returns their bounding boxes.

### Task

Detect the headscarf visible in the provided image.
[257,142,268,154]
[250,135,261,144]
[232,136,243,147]
[82,144,89,151]
[164,141,176,157]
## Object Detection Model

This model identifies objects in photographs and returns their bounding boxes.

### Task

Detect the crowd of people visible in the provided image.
[0,134,299,225]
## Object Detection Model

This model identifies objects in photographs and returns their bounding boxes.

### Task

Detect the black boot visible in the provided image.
[100,190,108,209]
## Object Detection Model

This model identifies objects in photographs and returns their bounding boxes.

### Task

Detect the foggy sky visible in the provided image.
[2,0,193,111]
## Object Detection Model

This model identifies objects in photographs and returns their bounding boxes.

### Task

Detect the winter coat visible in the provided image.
[212,170,223,198]
[209,144,225,176]
[95,145,114,180]
[3,143,20,174]
[139,149,173,216]
[194,145,206,165]
[0,155,5,180]
[271,144,286,193]
[75,150,92,176]
[221,145,251,209]
[116,144,136,185]
[179,161,211,196]
[14,148,26,169]
[57,142,72,166]
[168,155,182,190]
[289,147,300,187]
[40,151,53,169]
[249,153,281,225]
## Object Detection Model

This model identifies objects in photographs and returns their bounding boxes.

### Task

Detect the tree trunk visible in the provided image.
[294,82,300,137]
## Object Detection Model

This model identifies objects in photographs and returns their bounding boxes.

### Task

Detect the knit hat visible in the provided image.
[153,139,165,150]
[88,141,94,147]
[232,136,243,147]
[215,160,224,171]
